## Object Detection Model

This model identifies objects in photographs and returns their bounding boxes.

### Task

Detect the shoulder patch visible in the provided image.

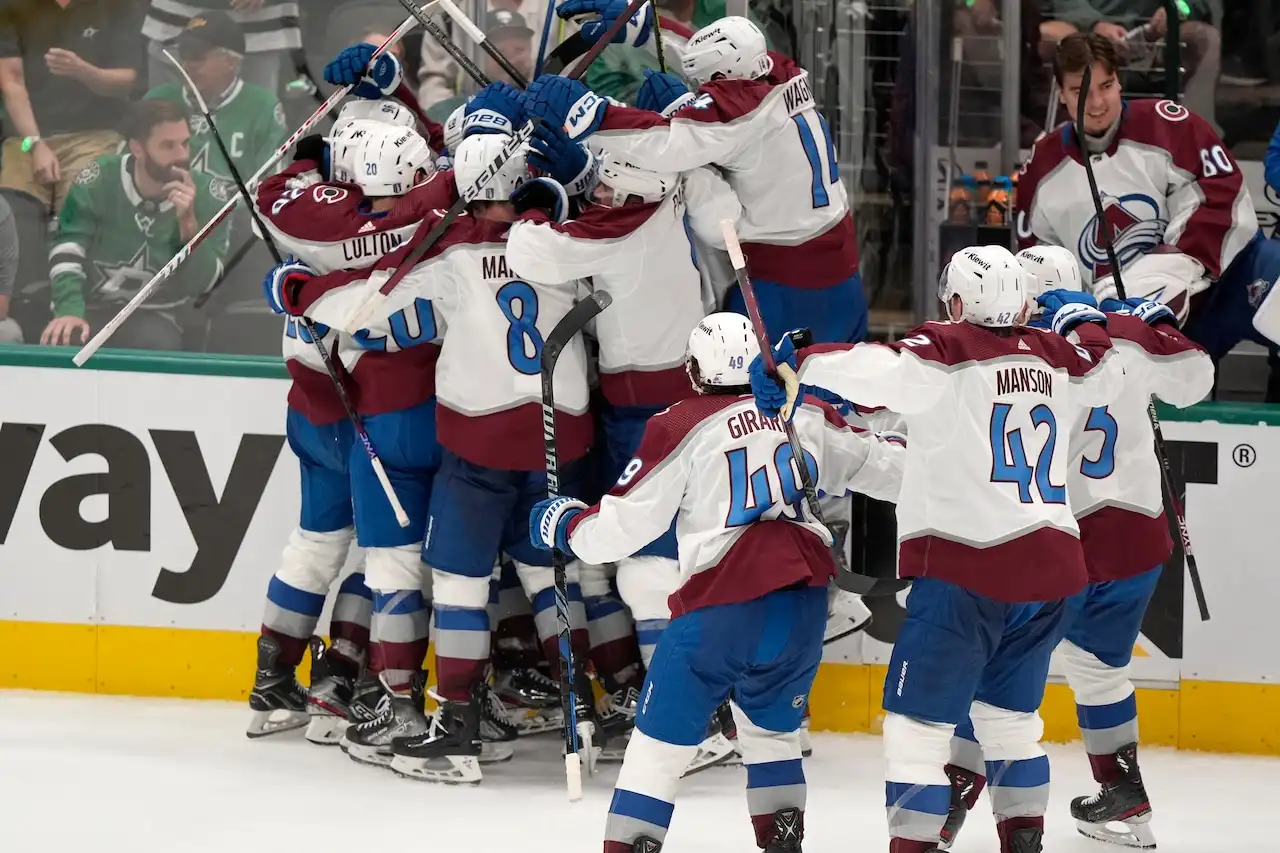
[1154,99,1189,123]
[74,160,101,186]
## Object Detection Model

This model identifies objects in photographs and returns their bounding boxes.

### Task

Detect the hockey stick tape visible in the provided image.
[720,219,746,269]
[438,0,487,44]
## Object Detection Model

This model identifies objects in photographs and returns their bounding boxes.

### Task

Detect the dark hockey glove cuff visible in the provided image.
[294,134,331,179]
[512,177,570,224]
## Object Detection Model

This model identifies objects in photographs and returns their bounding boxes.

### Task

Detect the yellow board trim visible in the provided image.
[1,620,1276,757]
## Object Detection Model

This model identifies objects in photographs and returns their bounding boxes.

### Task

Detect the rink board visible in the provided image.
[1,346,1279,756]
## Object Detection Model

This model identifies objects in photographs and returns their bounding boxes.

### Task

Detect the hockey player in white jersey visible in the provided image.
[520,16,866,344]
[752,245,1124,853]
[941,246,1214,851]
[277,133,597,784]
[260,122,447,759]
[530,313,904,853]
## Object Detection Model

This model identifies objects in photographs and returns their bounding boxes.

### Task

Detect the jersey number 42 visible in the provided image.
[725,440,819,527]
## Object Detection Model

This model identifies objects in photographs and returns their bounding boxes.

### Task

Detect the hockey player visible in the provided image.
[324,41,446,154]
[274,133,596,784]
[259,122,445,762]
[530,312,904,853]
[518,16,866,344]
[1017,31,1280,363]
[752,245,1124,853]
[940,246,1214,851]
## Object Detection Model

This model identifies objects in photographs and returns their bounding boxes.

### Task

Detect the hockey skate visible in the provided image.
[938,763,985,850]
[390,682,485,784]
[477,678,518,764]
[597,685,640,763]
[763,806,803,852]
[341,671,430,768]
[712,699,744,767]
[494,666,564,736]
[681,704,738,776]
[631,837,663,853]
[823,588,873,646]
[304,636,356,746]
[347,672,384,725]
[1071,744,1157,849]
[246,635,309,738]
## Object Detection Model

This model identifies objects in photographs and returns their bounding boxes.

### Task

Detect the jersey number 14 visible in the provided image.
[792,112,840,209]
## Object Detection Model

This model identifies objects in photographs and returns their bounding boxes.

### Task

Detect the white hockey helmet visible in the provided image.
[1016,245,1083,306]
[596,151,676,207]
[686,312,759,391]
[329,118,381,184]
[938,244,1028,328]
[454,133,529,201]
[330,98,415,141]
[443,103,466,156]
[681,16,772,85]
[350,123,435,196]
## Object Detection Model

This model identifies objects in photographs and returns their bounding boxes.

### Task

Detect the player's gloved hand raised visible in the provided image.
[558,0,653,47]
[263,257,314,316]
[749,328,809,420]
[636,69,696,116]
[528,121,596,194]
[464,82,526,138]
[1037,289,1107,335]
[530,496,589,555]
[524,74,607,141]
[293,133,332,180]
[512,177,571,223]
[1101,296,1176,326]
[324,43,402,99]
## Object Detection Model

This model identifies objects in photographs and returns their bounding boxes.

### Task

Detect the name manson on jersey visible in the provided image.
[996,366,1054,396]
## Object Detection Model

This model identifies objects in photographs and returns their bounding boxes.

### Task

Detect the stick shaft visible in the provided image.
[437,0,530,88]
[399,0,493,88]
[564,0,648,78]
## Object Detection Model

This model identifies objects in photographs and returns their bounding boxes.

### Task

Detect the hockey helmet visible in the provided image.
[329,118,381,184]
[443,103,466,156]
[595,150,676,207]
[330,98,415,142]
[454,133,529,201]
[350,123,435,197]
[681,16,772,86]
[1016,245,1083,305]
[938,244,1028,328]
[686,312,759,391]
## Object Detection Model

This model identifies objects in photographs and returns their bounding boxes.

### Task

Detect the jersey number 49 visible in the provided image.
[725,440,819,527]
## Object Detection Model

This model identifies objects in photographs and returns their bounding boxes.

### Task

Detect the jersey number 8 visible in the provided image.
[496,280,545,375]
[725,441,820,527]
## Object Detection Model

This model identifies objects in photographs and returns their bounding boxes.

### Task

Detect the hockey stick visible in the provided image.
[340,1,641,331]
[1075,64,1209,620]
[164,49,411,528]
[533,0,558,77]
[72,14,422,367]
[721,219,909,597]
[541,290,614,800]
[434,0,531,88]
[395,0,500,90]
[651,1,667,73]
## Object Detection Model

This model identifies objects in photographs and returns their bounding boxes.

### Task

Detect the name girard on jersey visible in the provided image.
[995,365,1054,396]
[342,230,405,263]
[727,408,785,440]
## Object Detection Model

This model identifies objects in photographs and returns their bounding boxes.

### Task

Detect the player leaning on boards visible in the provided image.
[1017,31,1280,364]
[530,313,905,853]
[940,246,1214,852]
[751,246,1124,853]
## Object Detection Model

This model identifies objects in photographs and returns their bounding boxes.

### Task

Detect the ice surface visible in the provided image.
[1,690,1271,851]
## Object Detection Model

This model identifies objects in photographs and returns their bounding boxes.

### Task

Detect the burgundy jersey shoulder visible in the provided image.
[1106,312,1206,358]
[884,321,1106,377]
[679,53,805,124]
[518,197,660,240]
[1118,98,1223,163]
[1015,123,1073,247]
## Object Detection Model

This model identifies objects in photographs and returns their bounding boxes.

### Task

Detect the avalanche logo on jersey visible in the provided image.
[1076,192,1166,278]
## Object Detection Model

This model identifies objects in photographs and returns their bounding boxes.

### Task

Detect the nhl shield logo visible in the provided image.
[1077,192,1165,279]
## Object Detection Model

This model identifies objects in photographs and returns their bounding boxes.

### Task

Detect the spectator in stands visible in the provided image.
[144,13,287,203]
[143,0,301,96]
[0,194,21,344]
[1040,0,1220,130]
[424,10,536,122]
[0,0,142,218]
[40,99,229,350]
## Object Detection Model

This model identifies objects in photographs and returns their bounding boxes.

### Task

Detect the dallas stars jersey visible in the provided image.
[50,154,229,317]
[145,78,287,196]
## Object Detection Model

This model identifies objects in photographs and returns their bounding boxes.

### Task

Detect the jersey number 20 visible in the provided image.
[989,403,1066,504]
[792,112,840,209]
[725,441,819,526]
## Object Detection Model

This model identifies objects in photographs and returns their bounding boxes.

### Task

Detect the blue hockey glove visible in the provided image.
[558,0,653,47]
[1102,296,1175,326]
[263,257,314,316]
[1037,289,1106,335]
[512,177,571,223]
[434,153,453,171]
[524,74,607,141]
[528,121,594,190]
[324,43,402,99]
[464,82,527,138]
[1099,297,1132,315]
[748,329,807,420]
[636,68,694,115]
[530,496,589,554]
[805,383,854,416]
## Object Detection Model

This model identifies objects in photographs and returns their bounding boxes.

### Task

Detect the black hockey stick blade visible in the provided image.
[542,32,590,76]
[543,291,613,371]
[833,570,910,597]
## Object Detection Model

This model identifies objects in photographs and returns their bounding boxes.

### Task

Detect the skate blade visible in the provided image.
[344,742,394,768]
[512,708,565,737]
[823,614,871,645]
[1076,815,1157,849]
[681,733,738,777]
[246,709,309,739]
[304,714,347,746]
[480,741,515,764]
[390,753,482,785]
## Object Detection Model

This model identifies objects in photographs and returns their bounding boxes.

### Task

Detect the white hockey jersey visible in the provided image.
[591,52,857,289]
[506,167,739,407]
[795,322,1123,602]
[294,213,592,471]
[1016,99,1257,309]
[1066,312,1213,581]
[565,393,904,616]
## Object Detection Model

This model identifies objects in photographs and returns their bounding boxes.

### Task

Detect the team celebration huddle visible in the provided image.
[78,0,1280,849]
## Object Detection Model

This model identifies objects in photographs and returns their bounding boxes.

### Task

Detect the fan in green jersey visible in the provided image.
[143,11,287,201]
[42,99,229,351]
